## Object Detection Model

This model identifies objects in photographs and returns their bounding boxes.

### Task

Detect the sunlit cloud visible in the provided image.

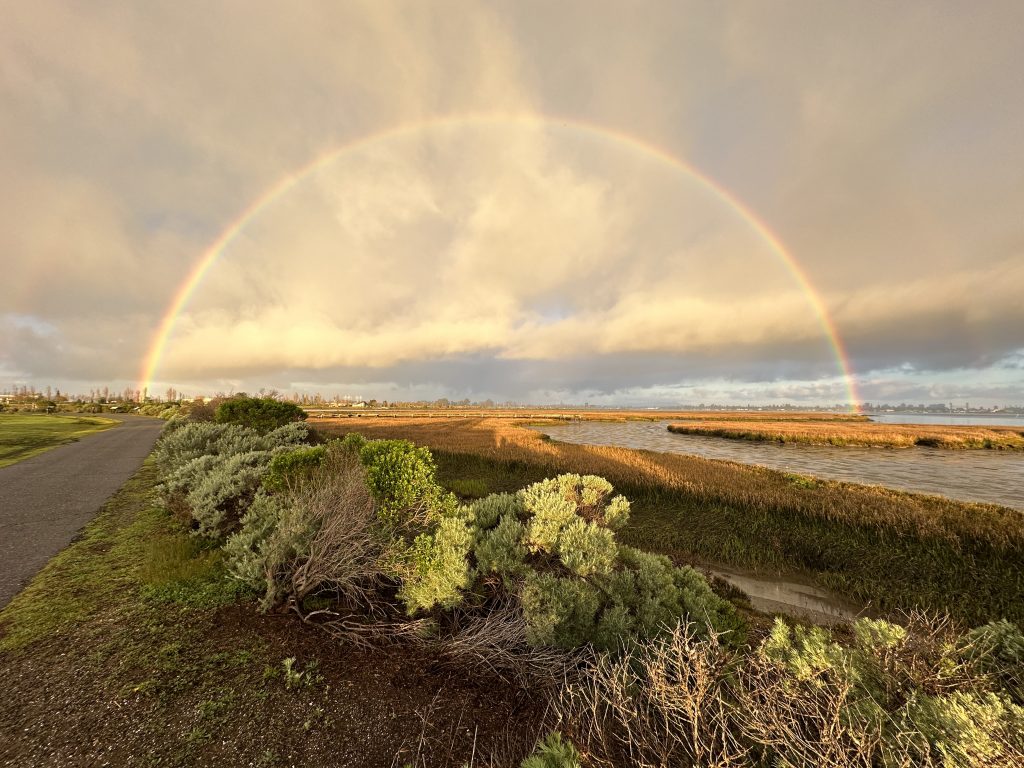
[2,1,1022,404]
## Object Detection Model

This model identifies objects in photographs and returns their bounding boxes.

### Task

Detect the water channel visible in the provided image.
[529,416,1023,621]
[529,419,1024,510]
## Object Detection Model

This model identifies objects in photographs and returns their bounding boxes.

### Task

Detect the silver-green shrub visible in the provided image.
[224,491,285,590]
[154,419,312,540]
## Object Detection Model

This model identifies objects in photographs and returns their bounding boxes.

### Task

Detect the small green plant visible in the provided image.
[280,657,322,690]
[359,439,455,529]
[282,657,304,689]
[520,732,582,768]
[470,475,741,651]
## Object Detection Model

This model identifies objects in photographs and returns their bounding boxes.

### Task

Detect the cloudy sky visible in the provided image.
[2,1,1022,406]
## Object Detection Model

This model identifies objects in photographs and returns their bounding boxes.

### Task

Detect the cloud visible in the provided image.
[2,1,1023,403]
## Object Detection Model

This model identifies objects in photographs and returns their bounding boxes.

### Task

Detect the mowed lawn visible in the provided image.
[0,413,117,468]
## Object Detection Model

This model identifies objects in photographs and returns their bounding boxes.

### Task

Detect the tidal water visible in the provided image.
[868,413,1024,427]
[529,420,1024,509]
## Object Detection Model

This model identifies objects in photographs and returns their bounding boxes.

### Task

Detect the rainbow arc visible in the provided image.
[138,113,859,411]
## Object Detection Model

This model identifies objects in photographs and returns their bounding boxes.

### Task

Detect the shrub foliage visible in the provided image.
[153,418,1024,765]
[470,474,740,651]
[213,396,306,433]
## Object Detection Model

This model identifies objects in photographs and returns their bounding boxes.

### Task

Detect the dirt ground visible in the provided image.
[0,460,546,768]
[0,601,546,767]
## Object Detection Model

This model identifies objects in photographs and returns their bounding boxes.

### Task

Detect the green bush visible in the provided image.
[394,514,475,613]
[223,491,286,590]
[469,474,740,652]
[755,616,1024,764]
[186,451,274,538]
[240,451,381,612]
[359,439,455,530]
[355,439,468,613]
[154,422,244,475]
[899,690,1024,766]
[338,432,366,453]
[214,396,306,433]
[961,619,1024,703]
[264,446,327,492]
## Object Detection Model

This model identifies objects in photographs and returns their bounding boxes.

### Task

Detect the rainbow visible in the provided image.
[138,113,860,410]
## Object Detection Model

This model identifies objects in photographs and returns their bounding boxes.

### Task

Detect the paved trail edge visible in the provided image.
[0,415,164,607]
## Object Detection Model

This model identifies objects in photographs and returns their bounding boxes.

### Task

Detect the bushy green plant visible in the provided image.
[469,474,740,652]
[214,396,306,433]
[263,446,327,492]
[153,422,241,475]
[394,514,475,613]
[186,451,273,537]
[227,450,382,613]
[961,619,1024,703]
[358,439,455,529]
[898,690,1024,766]
[257,495,322,610]
[154,418,311,539]
[761,618,853,682]
[755,616,1024,764]
[354,439,471,613]
[521,732,582,768]
[338,432,366,453]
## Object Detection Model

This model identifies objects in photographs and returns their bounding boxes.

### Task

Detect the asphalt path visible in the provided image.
[0,414,164,608]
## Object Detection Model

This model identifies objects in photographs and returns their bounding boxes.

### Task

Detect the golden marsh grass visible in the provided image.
[668,420,1024,450]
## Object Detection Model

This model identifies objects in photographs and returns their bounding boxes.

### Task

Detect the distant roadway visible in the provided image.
[0,415,164,609]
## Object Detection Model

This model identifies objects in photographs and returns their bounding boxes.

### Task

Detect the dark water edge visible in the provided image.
[529,420,1024,510]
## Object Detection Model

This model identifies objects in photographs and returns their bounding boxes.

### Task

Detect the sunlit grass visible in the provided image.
[0,413,118,468]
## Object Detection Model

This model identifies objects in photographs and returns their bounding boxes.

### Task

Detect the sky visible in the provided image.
[2,1,1022,407]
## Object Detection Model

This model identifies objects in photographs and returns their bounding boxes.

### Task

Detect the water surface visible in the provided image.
[530,420,1024,509]
[869,413,1024,427]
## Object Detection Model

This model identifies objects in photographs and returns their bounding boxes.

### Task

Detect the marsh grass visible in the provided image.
[444,478,490,498]
[0,412,118,468]
[668,420,1024,450]
[313,417,1024,626]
